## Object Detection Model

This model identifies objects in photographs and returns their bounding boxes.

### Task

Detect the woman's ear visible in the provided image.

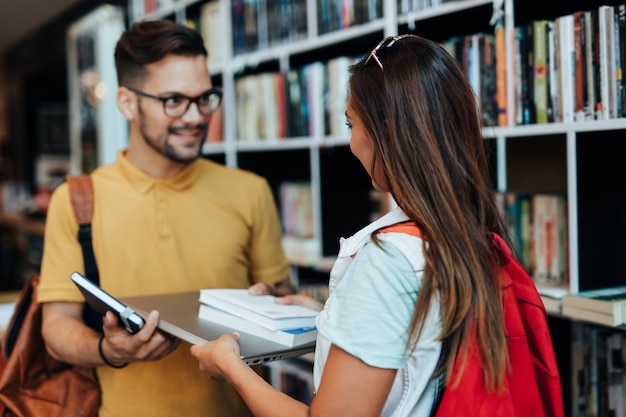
[117,86,136,120]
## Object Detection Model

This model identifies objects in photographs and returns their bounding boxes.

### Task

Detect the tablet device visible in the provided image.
[70,271,145,334]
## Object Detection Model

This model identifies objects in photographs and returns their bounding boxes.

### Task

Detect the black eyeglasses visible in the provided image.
[364,34,417,71]
[127,87,223,118]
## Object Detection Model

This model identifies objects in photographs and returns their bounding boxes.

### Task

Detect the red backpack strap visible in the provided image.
[377,220,423,238]
[376,226,564,417]
[492,234,564,417]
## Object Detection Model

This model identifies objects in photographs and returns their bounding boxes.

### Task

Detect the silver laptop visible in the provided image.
[121,291,316,365]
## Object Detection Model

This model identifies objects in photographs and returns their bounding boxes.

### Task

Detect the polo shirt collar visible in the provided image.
[118,150,201,194]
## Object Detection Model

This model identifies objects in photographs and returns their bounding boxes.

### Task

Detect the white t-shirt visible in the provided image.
[314,208,442,417]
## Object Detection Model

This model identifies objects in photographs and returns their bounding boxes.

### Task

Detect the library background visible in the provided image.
[1,0,625,415]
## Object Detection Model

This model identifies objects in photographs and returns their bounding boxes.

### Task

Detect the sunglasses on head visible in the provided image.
[364,34,418,70]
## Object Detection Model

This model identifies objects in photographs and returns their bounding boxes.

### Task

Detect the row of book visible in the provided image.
[397,0,467,15]
[317,0,383,35]
[442,32,502,127]
[262,359,315,404]
[232,0,385,52]
[570,322,626,417]
[232,0,308,55]
[234,56,355,140]
[513,4,626,125]
[150,1,626,128]
[280,181,313,238]
[232,25,512,136]
[443,3,626,127]
[562,286,626,328]
[232,36,507,142]
[201,5,626,132]
[495,192,569,286]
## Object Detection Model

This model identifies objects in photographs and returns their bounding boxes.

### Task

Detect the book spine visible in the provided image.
[608,332,625,417]
[573,12,586,121]
[618,4,626,118]
[495,20,508,126]
[558,15,575,123]
[584,11,596,120]
[533,20,548,123]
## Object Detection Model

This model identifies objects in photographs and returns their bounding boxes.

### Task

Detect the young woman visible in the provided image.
[191,34,512,417]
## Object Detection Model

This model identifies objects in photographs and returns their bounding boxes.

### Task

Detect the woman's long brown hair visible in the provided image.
[350,35,509,392]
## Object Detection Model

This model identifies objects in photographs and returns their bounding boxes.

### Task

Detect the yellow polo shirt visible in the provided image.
[38,151,290,417]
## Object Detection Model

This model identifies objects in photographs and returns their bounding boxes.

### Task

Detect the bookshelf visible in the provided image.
[128,0,626,414]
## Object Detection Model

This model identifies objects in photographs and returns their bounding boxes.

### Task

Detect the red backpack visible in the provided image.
[379,222,564,417]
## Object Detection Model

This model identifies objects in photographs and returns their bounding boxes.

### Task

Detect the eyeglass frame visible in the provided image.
[126,86,223,118]
[364,34,418,71]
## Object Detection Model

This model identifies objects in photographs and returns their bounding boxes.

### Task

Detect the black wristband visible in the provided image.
[98,334,129,369]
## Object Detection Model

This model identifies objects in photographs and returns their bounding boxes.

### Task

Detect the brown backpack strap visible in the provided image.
[66,175,94,225]
[65,174,100,331]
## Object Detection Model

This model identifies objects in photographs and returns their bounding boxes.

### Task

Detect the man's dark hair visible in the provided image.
[115,20,208,87]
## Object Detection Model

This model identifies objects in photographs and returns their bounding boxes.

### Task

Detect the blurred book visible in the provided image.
[562,286,626,326]
[561,304,626,327]
[536,285,568,314]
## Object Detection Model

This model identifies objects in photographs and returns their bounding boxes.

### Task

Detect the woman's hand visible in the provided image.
[190,333,241,382]
[248,282,324,312]
[275,294,324,312]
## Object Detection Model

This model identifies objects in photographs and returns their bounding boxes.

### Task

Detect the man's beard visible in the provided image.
[139,119,208,164]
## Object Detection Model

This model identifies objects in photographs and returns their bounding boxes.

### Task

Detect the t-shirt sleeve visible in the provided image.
[318,238,421,369]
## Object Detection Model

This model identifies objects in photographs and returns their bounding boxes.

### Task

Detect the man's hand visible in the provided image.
[100,310,180,366]
[247,278,295,297]
[42,301,178,368]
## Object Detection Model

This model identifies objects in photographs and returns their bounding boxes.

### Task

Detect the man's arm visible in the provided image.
[42,301,180,368]
[42,302,103,366]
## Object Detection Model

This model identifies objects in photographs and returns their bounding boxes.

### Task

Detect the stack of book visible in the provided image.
[198,289,318,347]
[561,286,626,327]
[536,286,569,314]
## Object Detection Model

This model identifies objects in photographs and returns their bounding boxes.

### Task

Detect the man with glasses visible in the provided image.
[37,20,291,417]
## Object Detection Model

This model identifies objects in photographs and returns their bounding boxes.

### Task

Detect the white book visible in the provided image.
[599,5,616,120]
[557,14,575,123]
[536,285,568,314]
[199,289,318,331]
[327,56,352,139]
[235,76,261,141]
[198,304,317,347]
[562,285,626,315]
[259,72,279,140]
[304,61,327,138]
[200,1,226,68]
